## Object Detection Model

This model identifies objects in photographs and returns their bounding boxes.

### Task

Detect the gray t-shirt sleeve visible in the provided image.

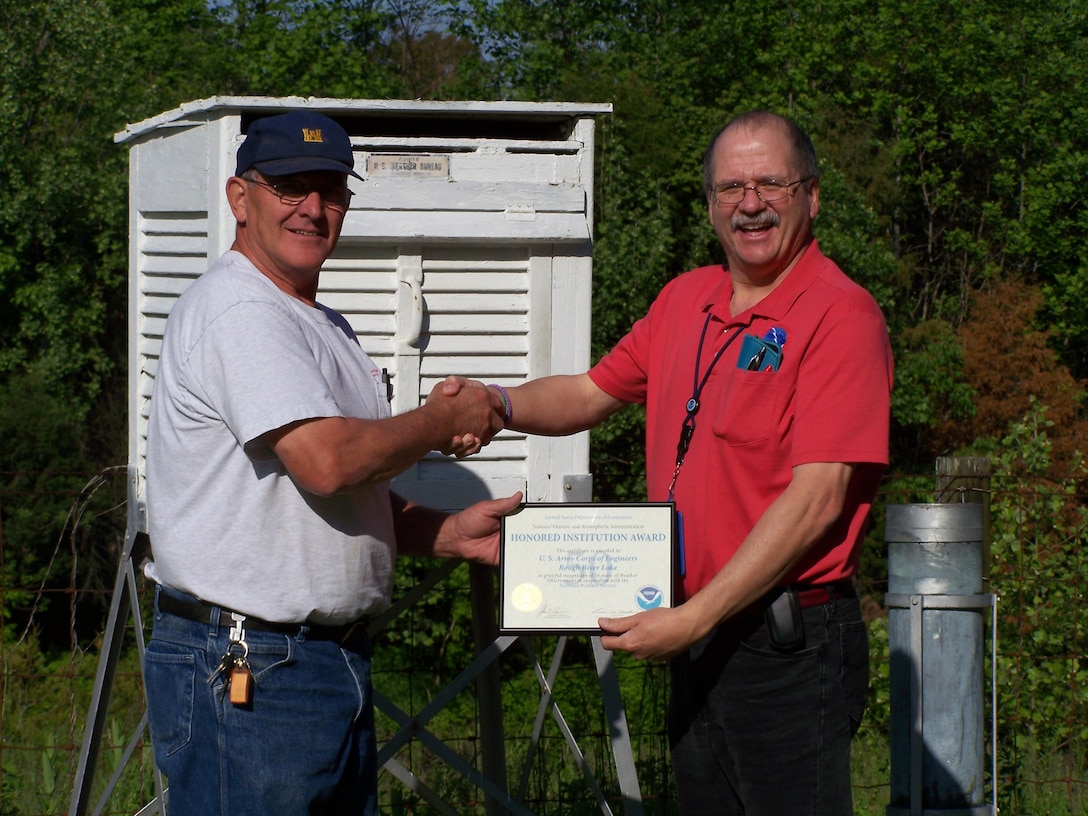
[183,298,344,456]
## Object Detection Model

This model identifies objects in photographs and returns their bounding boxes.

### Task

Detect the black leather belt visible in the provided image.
[794,581,857,609]
[157,590,367,644]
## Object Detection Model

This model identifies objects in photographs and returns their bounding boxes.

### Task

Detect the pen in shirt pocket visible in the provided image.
[738,328,787,372]
[745,345,767,371]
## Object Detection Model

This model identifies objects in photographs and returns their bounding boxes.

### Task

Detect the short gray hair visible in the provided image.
[702,111,819,199]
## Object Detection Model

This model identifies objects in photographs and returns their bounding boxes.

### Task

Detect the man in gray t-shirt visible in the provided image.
[143,110,519,816]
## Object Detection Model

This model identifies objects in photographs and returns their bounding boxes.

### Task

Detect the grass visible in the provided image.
[4,634,1088,816]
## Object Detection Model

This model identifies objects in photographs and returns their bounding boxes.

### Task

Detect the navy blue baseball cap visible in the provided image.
[235,110,362,179]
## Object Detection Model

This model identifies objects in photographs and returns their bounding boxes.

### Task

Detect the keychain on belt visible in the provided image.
[208,612,254,706]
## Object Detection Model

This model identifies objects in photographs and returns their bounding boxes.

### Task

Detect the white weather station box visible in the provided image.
[116,95,612,523]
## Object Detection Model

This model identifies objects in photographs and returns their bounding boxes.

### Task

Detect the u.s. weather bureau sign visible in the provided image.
[499,503,675,634]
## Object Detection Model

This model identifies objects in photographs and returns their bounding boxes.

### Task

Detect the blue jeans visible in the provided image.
[144,585,377,816]
[668,596,868,816]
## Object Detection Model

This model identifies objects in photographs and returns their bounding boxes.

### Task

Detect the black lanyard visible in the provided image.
[667,311,742,501]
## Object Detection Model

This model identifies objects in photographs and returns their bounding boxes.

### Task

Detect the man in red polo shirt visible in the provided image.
[484,110,893,814]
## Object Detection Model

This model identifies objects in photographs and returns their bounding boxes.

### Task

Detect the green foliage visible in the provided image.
[812,164,900,317]
[984,404,1088,751]
[376,558,482,689]
[864,614,891,732]
[40,737,57,798]
[954,402,1088,811]
[0,0,128,410]
[445,0,623,100]
[0,373,127,643]
[0,634,156,814]
[0,761,17,815]
[850,730,892,816]
[588,407,648,503]
[0,1,138,635]
[0,373,87,633]
[890,319,977,469]
[998,742,1088,816]
[585,129,689,501]
[206,0,402,97]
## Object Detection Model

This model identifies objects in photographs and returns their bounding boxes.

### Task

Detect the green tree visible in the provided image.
[0,0,129,410]
[974,403,1088,810]
[835,2,1088,355]
[207,0,402,97]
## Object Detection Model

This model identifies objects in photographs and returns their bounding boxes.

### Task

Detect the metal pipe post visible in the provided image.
[885,503,995,816]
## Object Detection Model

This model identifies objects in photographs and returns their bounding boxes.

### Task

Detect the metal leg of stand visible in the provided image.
[69,530,164,816]
[516,637,569,802]
[592,638,644,816]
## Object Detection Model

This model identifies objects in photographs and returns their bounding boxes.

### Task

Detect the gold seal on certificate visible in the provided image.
[499,503,676,634]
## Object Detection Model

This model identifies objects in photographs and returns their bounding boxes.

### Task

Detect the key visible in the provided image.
[228,656,253,706]
[208,652,234,683]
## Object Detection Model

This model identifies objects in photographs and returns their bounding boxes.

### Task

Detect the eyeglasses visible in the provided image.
[711,178,810,207]
[247,177,354,211]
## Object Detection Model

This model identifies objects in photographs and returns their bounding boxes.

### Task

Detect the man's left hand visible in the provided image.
[441,491,524,565]
[441,433,483,458]
[597,607,701,662]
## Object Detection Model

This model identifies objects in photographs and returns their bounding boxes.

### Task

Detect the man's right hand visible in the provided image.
[267,378,504,495]
[425,376,505,455]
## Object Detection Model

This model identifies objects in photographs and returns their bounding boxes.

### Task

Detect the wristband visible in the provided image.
[487,384,513,424]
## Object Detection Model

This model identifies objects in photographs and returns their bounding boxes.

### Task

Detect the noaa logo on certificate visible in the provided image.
[636,586,664,610]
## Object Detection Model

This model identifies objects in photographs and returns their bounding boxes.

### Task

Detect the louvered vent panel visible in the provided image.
[416,245,531,480]
[133,212,210,475]
[320,246,400,371]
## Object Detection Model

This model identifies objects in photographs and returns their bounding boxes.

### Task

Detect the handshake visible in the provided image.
[424,375,509,458]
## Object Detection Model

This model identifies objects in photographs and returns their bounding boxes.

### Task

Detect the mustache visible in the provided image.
[731,211,780,230]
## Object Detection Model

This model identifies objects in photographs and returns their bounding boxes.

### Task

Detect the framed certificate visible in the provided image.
[499,503,675,634]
